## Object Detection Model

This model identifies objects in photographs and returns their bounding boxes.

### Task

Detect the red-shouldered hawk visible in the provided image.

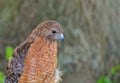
[5,20,64,83]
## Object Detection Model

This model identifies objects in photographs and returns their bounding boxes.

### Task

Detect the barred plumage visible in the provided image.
[5,20,64,83]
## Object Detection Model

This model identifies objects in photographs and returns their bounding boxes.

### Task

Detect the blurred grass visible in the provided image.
[0,71,4,83]
[5,46,13,60]
[0,0,120,83]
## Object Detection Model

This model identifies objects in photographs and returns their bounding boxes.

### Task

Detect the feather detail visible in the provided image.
[5,20,64,83]
[54,69,62,83]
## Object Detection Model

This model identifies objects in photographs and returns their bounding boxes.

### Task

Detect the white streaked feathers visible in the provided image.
[54,69,62,83]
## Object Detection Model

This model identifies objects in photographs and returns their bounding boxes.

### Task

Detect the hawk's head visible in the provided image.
[34,20,64,42]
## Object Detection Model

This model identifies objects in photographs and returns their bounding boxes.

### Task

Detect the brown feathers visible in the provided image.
[5,20,64,83]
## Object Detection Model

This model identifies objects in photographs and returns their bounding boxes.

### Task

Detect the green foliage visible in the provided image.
[97,65,120,83]
[0,71,4,83]
[110,65,120,75]
[97,76,112,83]
[5,46,13,60]
[0,46,13,83]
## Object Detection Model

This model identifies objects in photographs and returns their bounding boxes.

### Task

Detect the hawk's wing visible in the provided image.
[5,36,35,83]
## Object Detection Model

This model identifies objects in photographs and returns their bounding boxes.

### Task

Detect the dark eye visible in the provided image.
[52,30,56,33]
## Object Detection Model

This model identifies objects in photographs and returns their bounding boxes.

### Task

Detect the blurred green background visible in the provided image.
[0,0,120,83]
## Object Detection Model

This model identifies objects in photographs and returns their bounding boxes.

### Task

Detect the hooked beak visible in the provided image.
[60,34,64,42]
[56,33,64,42]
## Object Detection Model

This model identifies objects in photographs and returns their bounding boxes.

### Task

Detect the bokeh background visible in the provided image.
[0,0,120,83]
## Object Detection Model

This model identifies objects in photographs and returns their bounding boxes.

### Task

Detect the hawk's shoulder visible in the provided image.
[5,36,35,83]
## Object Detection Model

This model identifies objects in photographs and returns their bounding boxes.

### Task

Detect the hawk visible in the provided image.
[5,20,64,83]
